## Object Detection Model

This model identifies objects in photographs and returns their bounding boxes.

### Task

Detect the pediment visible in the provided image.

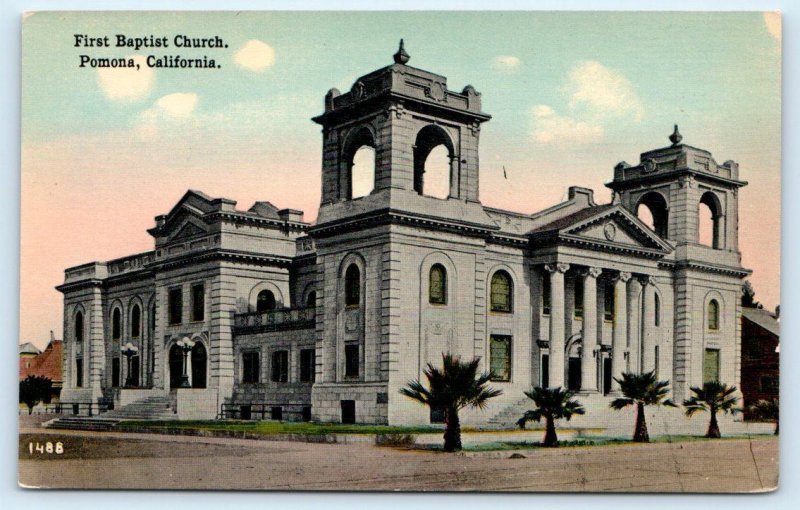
[565,208,671,252]
[165,216,210,243]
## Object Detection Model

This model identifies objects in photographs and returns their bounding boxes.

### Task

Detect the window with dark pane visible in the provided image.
[489,335,512,382]
[168,288,182,324]
[300,349,315,382]
[345,264,361,307]
[271,350,288,383]
[703,348,720,383]
[345,343,360,378]
[242,351,260,383]
[429,264,447,304]
[112,308,121,339]
[574,277,583,318]
[542,274,551,315]
[256,289,276,313]
[604,282,615,321]
[490,271,512,312]
[192,283,205,321]
[708,300,719,330]
[131,304,141,337]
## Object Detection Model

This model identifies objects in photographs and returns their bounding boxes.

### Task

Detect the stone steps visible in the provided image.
[100,395,176,420]
[44,416,120,431]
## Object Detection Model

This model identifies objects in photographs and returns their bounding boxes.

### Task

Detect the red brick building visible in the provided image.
[19,332,64,401]
[741,308,779,418]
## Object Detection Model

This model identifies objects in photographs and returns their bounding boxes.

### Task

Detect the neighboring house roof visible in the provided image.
[19,340,63,384]
[19,342,40,356]
[743,308,780,337]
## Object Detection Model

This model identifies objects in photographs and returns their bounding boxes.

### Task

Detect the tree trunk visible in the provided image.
[543,416,558,447]
[443,406,462,452]
[633,402,649,442]
[706,410,721,438]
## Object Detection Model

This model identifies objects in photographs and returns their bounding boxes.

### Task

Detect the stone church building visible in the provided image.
[58,44,749,427]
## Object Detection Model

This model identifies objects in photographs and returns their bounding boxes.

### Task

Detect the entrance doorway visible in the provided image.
[130,355,140,387]
[169,344,183,389]
[603,357,612,395]
[191,342,207,388]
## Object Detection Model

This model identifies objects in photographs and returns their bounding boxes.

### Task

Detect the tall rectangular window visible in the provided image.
[489,335,512,382]
[112,357,120,387]
[345,343,360,378]
[654,345,660,378]
[242,351,260,384]
[75,358,83,387]
[168,288,183,325]
[542,275,551,315]
[271,350,288,383]
[191,283,205,322]
[703,348,720,383]
[300,349,316,383]
[574,278,584,318]
[541,353,550,388]
[604,283,615,321]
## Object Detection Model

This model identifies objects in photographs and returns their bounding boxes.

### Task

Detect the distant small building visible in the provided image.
[19,332,64,401]
[19,342,41,374]
[741,308,779,418]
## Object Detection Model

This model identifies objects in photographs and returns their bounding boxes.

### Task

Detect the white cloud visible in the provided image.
[156,93,199,118]
[96,55,154,102]
[234,40,276,72]
[134,93,199,140]
[530,104,604,145]
[565,60,644,121]
[492,55,521,72]
[763,12,781,42]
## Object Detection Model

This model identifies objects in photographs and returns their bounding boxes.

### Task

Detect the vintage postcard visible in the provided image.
[18,11,780,491]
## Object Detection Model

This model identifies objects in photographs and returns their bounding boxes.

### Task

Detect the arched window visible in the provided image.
[131,304,141,338]
[636,192,669,239]
[306,291,317,308]
[699,191,723,249]
[490,270,513,313]
[413,124,454,198]
[429,264,447,304]
[257,290,276,313]
[654,294,661,327]
[708,299,720,331]
[74,311,84,344]
[112,308,121,340]
[345,264,361,307]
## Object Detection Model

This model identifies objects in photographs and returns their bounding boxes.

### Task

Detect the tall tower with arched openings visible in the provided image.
[308,41,497,424]
[311,40,491,210]
[607,126,747,264]
[607,126,750,399]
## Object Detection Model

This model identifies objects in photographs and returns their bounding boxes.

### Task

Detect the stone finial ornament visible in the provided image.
[393,39,410,64]
[669,124,683,146]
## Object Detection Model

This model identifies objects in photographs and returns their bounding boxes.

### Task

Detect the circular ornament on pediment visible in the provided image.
[603,222,617,241]
[642,158,658,173]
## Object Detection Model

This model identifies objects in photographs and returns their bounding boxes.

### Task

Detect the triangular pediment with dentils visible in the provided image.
[530,205,672,255]
[167,219,208,243]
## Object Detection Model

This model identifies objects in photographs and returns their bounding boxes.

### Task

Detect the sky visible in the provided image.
[20,11,781,348]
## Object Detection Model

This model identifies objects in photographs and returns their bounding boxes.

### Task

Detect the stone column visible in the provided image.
[581,267,602,392]
[626,277,643,374]
[611,272,631,391]
[640,276,657,373]
[545,262,569,388]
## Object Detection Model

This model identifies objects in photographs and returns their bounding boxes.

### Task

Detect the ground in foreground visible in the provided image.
[18,428,777,492]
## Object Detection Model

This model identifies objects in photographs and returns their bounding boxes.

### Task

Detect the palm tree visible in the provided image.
[610,371,676,442]
[683,381,739,438]
[748,398,779,435]
[400,353,502,452]
[516,387,585,447]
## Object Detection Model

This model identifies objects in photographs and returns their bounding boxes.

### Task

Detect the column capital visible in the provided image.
[584,267,603,279]
[638,275,657,287]
[611,271,632,283]
[544,262,570,274]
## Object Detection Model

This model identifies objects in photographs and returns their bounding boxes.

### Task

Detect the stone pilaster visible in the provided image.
[88,286,105,401]
[640,276,657,373]
[626,277,643,373]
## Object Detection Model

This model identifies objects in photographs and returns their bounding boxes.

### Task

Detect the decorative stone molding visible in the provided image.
[638,275,657,286]
[611,271,632,283]
[586,267,603,279]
